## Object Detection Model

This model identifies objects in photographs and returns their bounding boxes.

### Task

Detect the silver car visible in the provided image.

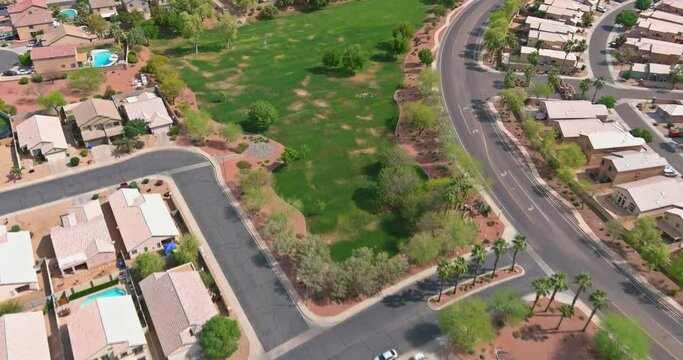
[373,349,398,360]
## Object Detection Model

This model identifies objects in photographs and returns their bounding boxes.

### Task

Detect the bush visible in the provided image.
[488,289,529,326]
[237,160,252,170]
[131,252,164,279]
[629,128,653,143]
[246,100,278,132]
[259,5,279,20]
[593,314,650,360]
[622,70,632,80]
[0,300,22,316]
[18,77,29,85]
[10,225,20,232]
[32,74,43,83]
[434,4,447,17]
[70,157,80,166]
[91,194,99,200]
[80,149,89,157]
[134,140,145,149]
[439,297,495,351]
[597,95,616,108]
[142,178,150,184]
[199,316,241,359]
[275,0,294,7]
[128,53,139,64]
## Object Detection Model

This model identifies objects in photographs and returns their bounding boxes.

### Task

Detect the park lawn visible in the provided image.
[152,0,429,261]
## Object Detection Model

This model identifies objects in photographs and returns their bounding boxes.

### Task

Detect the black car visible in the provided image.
[2,70,17,76]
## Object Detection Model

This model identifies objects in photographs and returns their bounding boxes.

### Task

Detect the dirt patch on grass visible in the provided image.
[301,75,311,87]
[347,62,380,87]
[350,147,376,155]
[275,54,285,59]
[313,99,329,108]
[288,101,305,111]
[340,123,352,130]
[356,114,373,121]
[338,36,345,42]
[192,52,222,63]
[366,128,381,137]
[181,59,201,73]
[237,63,250,68]
[307,35,315,40]
[241,55,251,60]
[294,89,310,97]
[355,138,366,145]
[205,71,242,91]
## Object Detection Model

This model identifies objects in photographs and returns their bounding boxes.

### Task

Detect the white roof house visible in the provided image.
[553,118,619,139]
[582,131,646,150]
[636,17,683,36]
[541,100,609,120]
[67,295,147,360]
[525,16,577,34]
[0,312,51,360]
[658,104,683,117]
[601,150,668,172]
[614,176,683,214]
[120,92,173,131]
[631,62,673,75]
[625,37,683,56]
[15,114,68,157]
[543,0,591,12]
[0,225,38,299]
[641,9,683,25]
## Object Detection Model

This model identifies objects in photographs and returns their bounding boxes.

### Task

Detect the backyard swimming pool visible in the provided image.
[81,287,126,307]
[91,49,115,67]
[60,9,77,19]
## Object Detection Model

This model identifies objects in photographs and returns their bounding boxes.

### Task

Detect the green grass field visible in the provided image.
[153,0,429,261]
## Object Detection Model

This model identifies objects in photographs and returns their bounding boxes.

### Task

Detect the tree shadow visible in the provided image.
[370,53,396,63]
[352,187,379,214]
[305,66,354,78]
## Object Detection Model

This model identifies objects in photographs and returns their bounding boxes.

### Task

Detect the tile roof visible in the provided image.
[637,17,683,35]
[30,44,77,61]
[71,98,121,127]
[616,176,683,213]
[659,0,683,10]
[140,270,217,357]
[641,9,683,25]
[526,16,577,34]
[542,100,609,120]
[67,295,146,360]
[543,0,590,12]
[602,150,667,172]
[88,0,118,8]
[10,11,52,27]
[50,200,115,270]
[108,189,179,253]
[0,225,37,286]
[528,29,574,44]
[39,24,97,46]
[15,114,68,152]
[0,312,50,360]
[121,94,173,129]
[626,37,683,56]
[7,0,47,14]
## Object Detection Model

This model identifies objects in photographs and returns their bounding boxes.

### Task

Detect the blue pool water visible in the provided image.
[81,287,126,307]
[92,50,113,67]
[60,9,77,19]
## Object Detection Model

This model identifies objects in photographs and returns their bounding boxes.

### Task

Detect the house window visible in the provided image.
[627,203,635,213]
[71,63,76,68]
[29,25,34,29]
[144,246,149,252]
[61,64,66,68]
[156,242,161,248]
[131,249,138,255]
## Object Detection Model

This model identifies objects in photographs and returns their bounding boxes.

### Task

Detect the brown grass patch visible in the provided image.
[242,55,251,60]
[356,114,373,121]
[238,63,250,68]
[338,36,345,42]
[313,99,329,108]
[340,124,352,130]
[307,35,315,40]
[275,54,285,59]
[301,75,311,87]
[355,138,367,145]
[294,89,310,97]
[366,128,381,137]
[350,147,376,155]
[181,60,200,73]
[288,101,305,111]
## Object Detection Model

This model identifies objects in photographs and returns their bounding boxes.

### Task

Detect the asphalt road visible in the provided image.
[0,48,18,73]
[0,150,309,352]
[438,0,683,359]
[588,2,636,83]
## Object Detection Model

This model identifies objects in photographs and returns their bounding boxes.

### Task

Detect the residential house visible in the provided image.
[69,98,124,146]
[525,16,577,35]
[540,100,609,121]
[551,118,618,141]
[108,188,179,258]
[140,267,218,360]
[67,295,147,360]
[577,131,646,164]
[0,225,39,301]
[656,104,683,122]
[631,18,683,44]
[630,62,673,82]
[613,176,683,216]
[640,9,683,25]
[520,46,577,70]
[50,200,116,274]
[0,312,51,360]
[543,0,591,12]
[116,90,174,135]
[7,0,52,40]
[623,37,683,65]
[657,208,683,250]
[88,0,118,18]
[38,24,97,46]
[658,0,683,16]
[15,114,68,159]
[121,0,150,19]
[537,4,583,24]
[597,150,667,184]
[527,30,575,49]
[30,44,85,73]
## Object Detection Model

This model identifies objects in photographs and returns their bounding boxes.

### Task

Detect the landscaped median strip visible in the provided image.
[428,265,526,311]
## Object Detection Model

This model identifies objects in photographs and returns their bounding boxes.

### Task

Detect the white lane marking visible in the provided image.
[458,105,473,133]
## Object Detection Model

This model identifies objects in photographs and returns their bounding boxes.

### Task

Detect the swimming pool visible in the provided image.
[81,287,126,307]
[92,49,113,67]
[60,9,77,19]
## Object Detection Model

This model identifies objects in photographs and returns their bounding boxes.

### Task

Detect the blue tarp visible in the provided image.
[164,241,177,255]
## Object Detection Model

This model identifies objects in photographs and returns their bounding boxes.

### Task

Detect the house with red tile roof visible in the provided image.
[8,0,52,40]
[139,266,218,359]
[0,312,51,360]
[109,188,179,258]
[0,225,39,302]
[50,200,116,274]
[88,0,119,18]
[30,44,86,74]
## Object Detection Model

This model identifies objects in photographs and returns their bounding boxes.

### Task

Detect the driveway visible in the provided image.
[0,48,19,73]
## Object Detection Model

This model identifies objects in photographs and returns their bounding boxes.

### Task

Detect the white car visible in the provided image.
[411,353,428,360]
[664,165,680,177]
[16,68,32,75]
[596,5,606,12]
[373,349,398,360]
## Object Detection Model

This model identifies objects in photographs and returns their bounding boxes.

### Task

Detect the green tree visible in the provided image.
[488,289,528,326]
[405,232,440,265]
[9,166,24,180]
[308,0,329,8]
[546,272,568,311]
[112,137,138,154]
[159,74,187,104]
[573,39,588,62]
[510,234,527,271]
[171,0,216,19]
[131,252,164,279]
[528,50,539,67]
[403,101,437,135]
[584,289,609,331]
[180,12,203,54]
[592,77,605,103]
[17,52,31,66]
[597,95,617,108]
[199,316,241,359]
[67,67,105,93]
[499,87,527,116]
[556,304,574,330]
[531,277,552,314]
[280,147,299,165]
[524,64,536,88]
[605,219,625,242]
[562,39,576,61]
[123,119,149,138]
[342,44,369,72]
[377,164,420,208]
[109,23,125,46]
[259,5,279,20]
[184,108,213,142]
[220,123,242,143]
[393,21,415,39]
[127,25,149,46]
[635,0,652,11]
[668,251,683,286]
[629,128,652,143]
[416,69,440,99]
[36,90,66,113]
[547,67,560,91]
[669,65,683,90]
[582,10,594,27]
[275,0,294,7]
[491,237,508,277]
[593,314,649,360]
[387,33,410,57]
[246,100,278,132]
[322,48,341,69]
[570,272,592,309]
[471,244,487,285]
[531,82,552,99]
[450,256,468,295]
[615,10,639,29]
[504,70,516,89]
[85,13,109,36]
[579,78,592,98]
[556,143,586,169]
[439,297,495,351]
[418,49,434,68]
[217,13,238,49]
[436,259,454,302]
[174,233,201,265]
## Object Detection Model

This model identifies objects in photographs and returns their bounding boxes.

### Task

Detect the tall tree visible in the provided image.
[198,316,241,358]
[556,304,575,330]
[36,90,66,113]
[491,238,509,277]
[524,64,536,89]
[451,256,468,295]
[471,244,487,286]
[530,277,552,314]
[403,101,437,136]
[562,39,576,61]
[510,234,527,271]
[439,297,495,351]
[669,65,683,90]
[547,67,560,91]
[217,13,239,49]
[573,39,588,62]
[592,77,605,103]
[579,78,592,98]
[635,0,652,11]
[570,272,592,309]
[584,289,609,332]
[418,49,434,68]
[220,123,242,143]
[67,67,105,93]
[180,12,203,54]
[10,166,24,180]
[528,50,539,67]
[437,259,453,302]
[593,314,650,360]
[546,272,569,311]
[504,70,516,89]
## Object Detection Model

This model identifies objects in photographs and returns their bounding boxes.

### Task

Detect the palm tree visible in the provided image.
[579,78,592,98]
[562,39,576,61]
[546,272,569,311]
[557,304,575,330]
[451,256,468,295]
[491,238,509,277]
[504,33,518,66]
[524,65,536,89]
[547,67,560,91]
[573,39,588,63]
[510,234,528,271]
[436,259,453,302]
[10,166,24,180]
[471,244,487,286]
[583,289,609,332]
[531,277,552,315]
[534,40,545,50]
[570,272,593,309]
[592,77,605,103]
[528,50,539,67]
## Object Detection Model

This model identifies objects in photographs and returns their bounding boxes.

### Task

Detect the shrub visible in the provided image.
[91,194,99,200]
[142,178,150,184]
[629,128,653,143]
[169,125,180,136]
[18,77,29,85]
[80,149,89,157]
[622,70,632,80]
[434,4,447,17]
[259,5,279,20]
[131,252,164,279]
[0,300,22,316]
[246,100,278,132]
[597,95,617,109]
[129,181,138,189]
[275,0,294,7]
[134,140,145,149]
[32,74,43,83]
[128,53,138,64]
[488,289,529,326]
[10,225,20,232]
[237,160,252,170]
[70,157,80,166]
[199,316,241,358]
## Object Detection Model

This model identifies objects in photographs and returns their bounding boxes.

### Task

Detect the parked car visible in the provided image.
[25,40,37,48]
[2,70,17,76]
[16,68,32,75]
[608,41,618,48]
[373,349,398,360]
[596,5,606,12]
[411,353,428,360]
[664,165,680,177]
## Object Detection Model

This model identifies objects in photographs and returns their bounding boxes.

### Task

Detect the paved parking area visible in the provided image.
[0,48,19,72]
